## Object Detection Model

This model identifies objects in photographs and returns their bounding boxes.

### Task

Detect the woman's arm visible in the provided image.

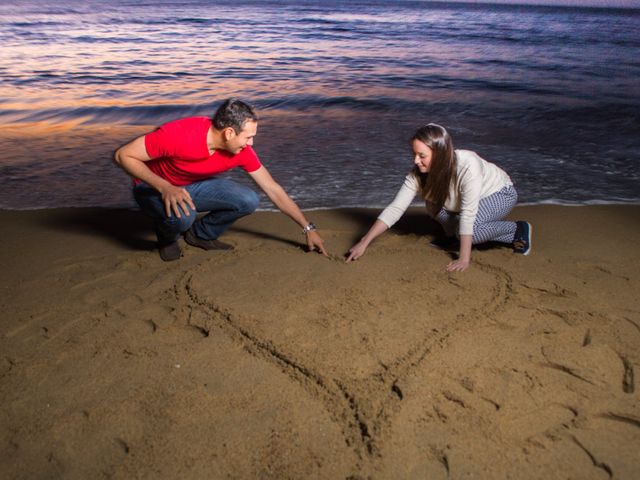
[346,172,418,262]
[447,234,472,272]
[447,154,482,272]
[345,219,389,262]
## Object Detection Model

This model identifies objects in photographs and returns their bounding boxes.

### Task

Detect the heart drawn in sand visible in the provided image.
[180,248,510,473]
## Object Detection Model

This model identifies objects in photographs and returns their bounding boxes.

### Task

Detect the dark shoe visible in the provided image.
[430,235,459,249]
[184,229,234,251]
[513,221,532,255]
[158,241,182,262]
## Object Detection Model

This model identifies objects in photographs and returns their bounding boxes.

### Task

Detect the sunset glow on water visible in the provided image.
[1,0,639,209]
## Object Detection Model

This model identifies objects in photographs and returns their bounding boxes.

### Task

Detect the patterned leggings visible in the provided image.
[435,185,518,244]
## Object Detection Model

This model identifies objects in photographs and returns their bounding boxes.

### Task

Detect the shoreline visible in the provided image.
[2,204,639,478]
[2,197,640,213]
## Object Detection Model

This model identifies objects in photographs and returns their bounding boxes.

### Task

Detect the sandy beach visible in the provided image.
[1,204,639,479]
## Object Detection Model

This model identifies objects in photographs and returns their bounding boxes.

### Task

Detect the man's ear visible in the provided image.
[223,127,236,141]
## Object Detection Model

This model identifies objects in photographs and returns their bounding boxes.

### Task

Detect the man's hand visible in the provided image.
[160,184,196,218]
[345,240,367,262]
[306,230,328,256]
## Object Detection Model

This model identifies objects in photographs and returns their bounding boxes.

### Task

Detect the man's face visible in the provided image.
[225,120,257,154]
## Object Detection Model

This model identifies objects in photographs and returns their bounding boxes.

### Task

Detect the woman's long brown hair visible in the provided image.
[412,124,456,216]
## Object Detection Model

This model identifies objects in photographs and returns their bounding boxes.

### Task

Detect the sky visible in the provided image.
[439,0,640,7]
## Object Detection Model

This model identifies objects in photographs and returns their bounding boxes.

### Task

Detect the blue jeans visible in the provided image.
[133,178,260,245]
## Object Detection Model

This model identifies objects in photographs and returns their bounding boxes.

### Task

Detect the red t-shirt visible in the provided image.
[142,116,262,186]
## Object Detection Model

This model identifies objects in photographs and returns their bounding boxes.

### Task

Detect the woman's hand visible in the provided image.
[345,220,389,263]
[447,258,470,272]
[447,234,472,272]
[346,240,368,262]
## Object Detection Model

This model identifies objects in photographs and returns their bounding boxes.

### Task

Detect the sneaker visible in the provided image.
[513,221,532,255]
[430,235,459,249]
[158,241,182,262]
[184,228,234,251]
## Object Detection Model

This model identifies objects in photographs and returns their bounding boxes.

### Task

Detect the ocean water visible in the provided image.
[1,0,639,210]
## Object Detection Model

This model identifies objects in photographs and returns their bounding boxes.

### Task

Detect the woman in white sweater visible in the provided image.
[346,123,532,271]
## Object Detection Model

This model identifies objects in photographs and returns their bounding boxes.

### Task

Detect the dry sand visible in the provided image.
[1,205,639,479]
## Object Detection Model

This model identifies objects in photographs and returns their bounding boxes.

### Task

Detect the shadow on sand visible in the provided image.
[41,208,156,251]
[41,207,510,257]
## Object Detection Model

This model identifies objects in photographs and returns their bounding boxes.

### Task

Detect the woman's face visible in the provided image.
[412,139,433,173]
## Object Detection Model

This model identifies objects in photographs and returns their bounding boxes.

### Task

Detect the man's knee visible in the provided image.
[237,189,260,215]
[165,211,196,233]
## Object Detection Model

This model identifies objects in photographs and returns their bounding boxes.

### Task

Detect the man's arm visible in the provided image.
[249,166,328,256]
[114,135,195,218]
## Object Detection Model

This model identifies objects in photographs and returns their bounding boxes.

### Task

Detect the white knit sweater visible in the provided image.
[377,149,513,235]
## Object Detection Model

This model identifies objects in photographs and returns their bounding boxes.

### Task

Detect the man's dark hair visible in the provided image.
[212,98,258,133]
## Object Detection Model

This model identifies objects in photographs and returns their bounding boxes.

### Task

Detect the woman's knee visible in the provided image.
[471,232,484,245]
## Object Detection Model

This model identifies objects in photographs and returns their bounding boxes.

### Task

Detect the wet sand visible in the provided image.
[1,205,639,479]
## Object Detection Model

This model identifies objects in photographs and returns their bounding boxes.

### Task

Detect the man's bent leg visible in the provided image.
[133,183,197,244]
[186,178,260,241]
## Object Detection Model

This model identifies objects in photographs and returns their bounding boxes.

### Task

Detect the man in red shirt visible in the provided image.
[114,99,327,261]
